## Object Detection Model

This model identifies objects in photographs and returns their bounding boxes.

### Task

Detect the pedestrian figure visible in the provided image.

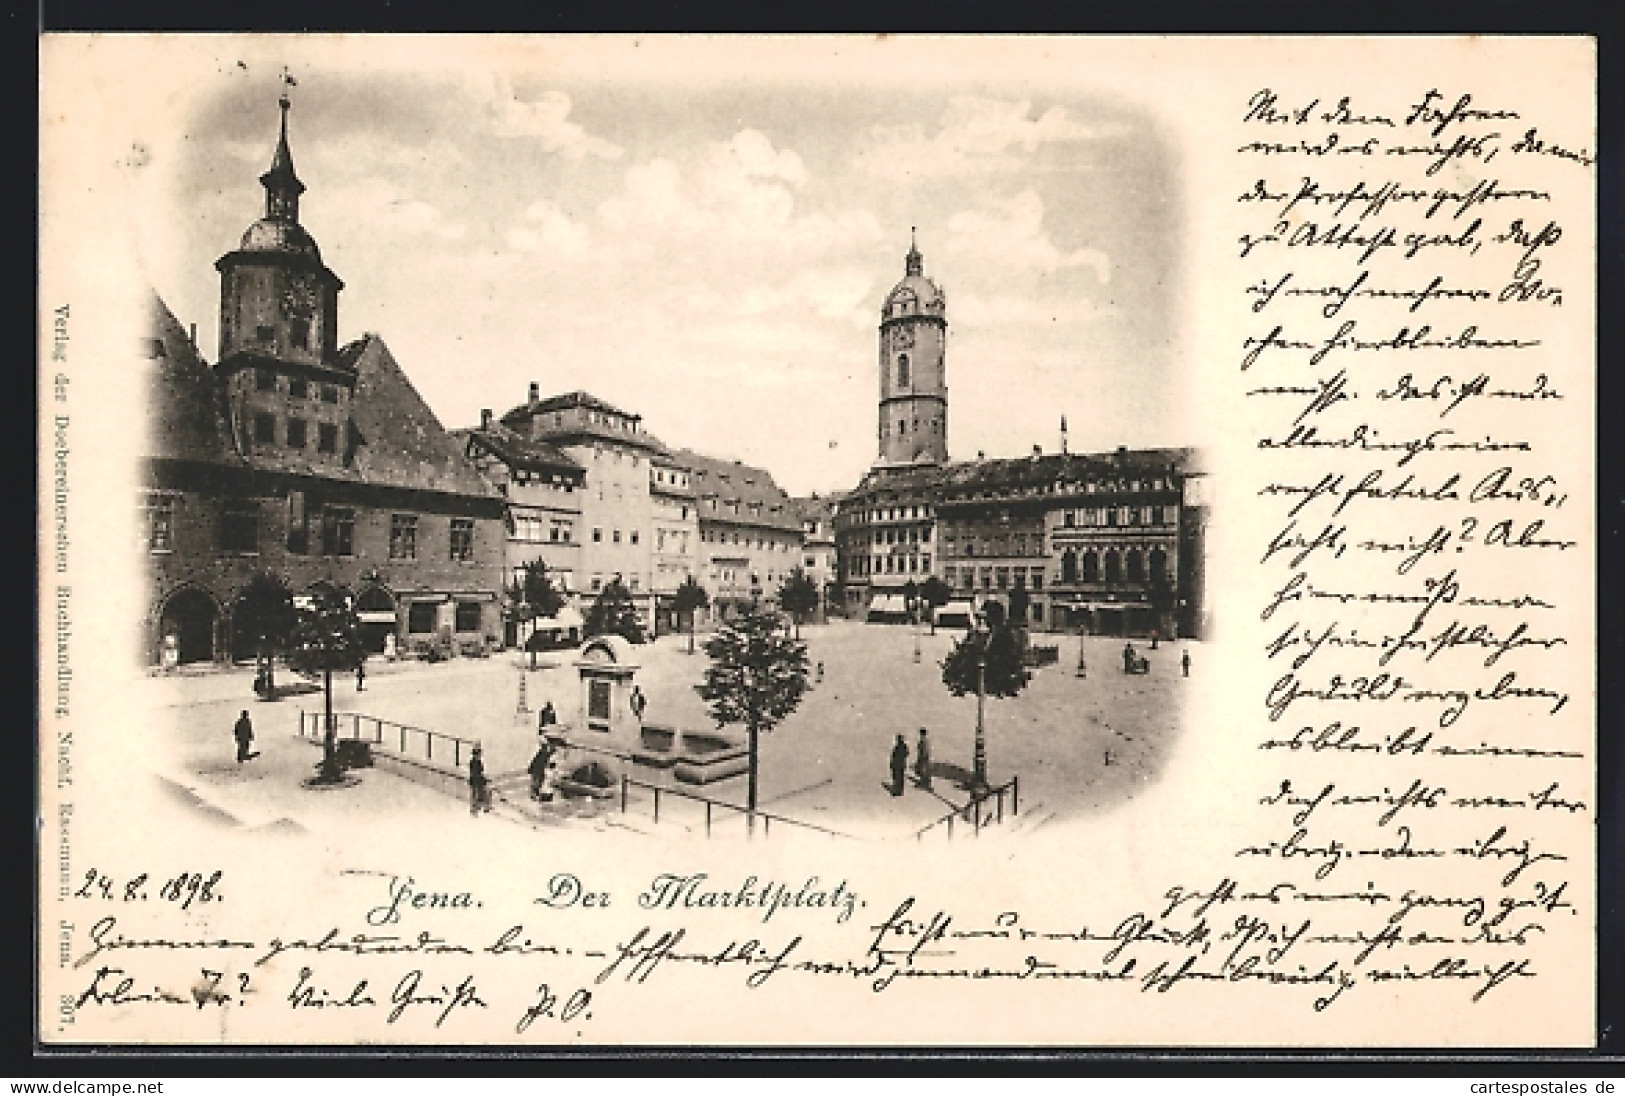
[1182,649,1191,678]
[629,685,647,723]
[1150,630,1159,651]
[538,700,558,731]
[889,734,909,797]
[233,709,257,762]
[355,660,366,691]
[469,744,490,815]
[528,739,553,801]
[1123,642,1136,675]
[914,728,932,791]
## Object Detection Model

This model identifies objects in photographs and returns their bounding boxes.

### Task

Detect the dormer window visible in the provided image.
[290,318,310,349]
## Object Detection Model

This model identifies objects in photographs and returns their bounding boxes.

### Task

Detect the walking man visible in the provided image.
[1182,648,1191,678]
[233,709,257,762]
[468,744,491,815]
[1123,642,1136,675]
[528,738,553,802]
[355,659,366,692]
[538,700,558,732]
[889,734,909,797]
[914,728,932,791]
[629,685,647,724]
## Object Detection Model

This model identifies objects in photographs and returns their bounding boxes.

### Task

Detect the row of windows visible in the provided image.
[880,417,942,439]
[251,320,312,350]
[852,553,933,576]
[143,494,476,561]
[253,412,340,454]
[701,530,795,551]
[1060,505,1178,528]
[512,514,574,544]
[942,565,1046,592]
[856,505,930,524]
[872,526,932,547]
[510,468,576,491]
[1058,547,1169,586]
[256,368,340,403]
[406,600,485,634]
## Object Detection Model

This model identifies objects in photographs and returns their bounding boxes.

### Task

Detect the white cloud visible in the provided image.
[507,198,591,256]
[946,190,1110,283]
[860,96,1130,181]
[469,75,622,159]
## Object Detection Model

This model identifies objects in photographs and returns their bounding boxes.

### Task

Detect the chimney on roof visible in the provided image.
[189,323,197,346]
[480,408,492,430]
[528,381,540,406]
[1032,444,1042,457]
[976,450,985,461]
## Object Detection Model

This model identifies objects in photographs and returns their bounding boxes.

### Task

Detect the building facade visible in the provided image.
[141,97,504,665]
[678,449,804,620]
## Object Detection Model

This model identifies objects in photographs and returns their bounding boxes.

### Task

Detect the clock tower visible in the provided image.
[215,92,355,470]
[876,231,949,467]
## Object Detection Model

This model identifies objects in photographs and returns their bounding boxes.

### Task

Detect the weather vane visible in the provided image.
[279,66,297,110]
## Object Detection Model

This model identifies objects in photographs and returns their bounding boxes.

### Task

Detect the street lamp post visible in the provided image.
[973,642,988,792]
[913,605,922,663]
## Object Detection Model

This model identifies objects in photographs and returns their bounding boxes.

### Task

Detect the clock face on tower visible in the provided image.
[280,282,317,320]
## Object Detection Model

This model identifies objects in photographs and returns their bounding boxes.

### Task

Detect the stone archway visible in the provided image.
[159,587,219,665]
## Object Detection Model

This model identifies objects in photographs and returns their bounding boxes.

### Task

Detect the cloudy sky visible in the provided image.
[138,39,1188,495]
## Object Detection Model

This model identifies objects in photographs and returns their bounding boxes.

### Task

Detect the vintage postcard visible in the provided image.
[37,35,1596,1046]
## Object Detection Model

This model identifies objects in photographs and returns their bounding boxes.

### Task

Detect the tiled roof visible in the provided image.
[338,336,502,499]
[144,293,244,467]
[454,424,583,475]
[501,389,673,458]
[844,447,1200,505]
[673,448,802,533]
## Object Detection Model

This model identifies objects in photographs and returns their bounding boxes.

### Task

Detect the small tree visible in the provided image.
[695,609,809,828]
[511,563,566,667]
[777,567,820,639]
[940,622,1031,791]
[1007,585,1032,631]
[234,572,297,697]
[585,575,646,645]
[286,586,365,783]
[672,575,711,655]
[920,576,951,634]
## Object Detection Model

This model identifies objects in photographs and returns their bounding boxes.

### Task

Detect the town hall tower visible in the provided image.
[876,231,949,467]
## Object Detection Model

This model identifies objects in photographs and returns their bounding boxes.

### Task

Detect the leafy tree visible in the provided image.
[919,576,951,634]
[777,567,820,639]
[233,572,297,697]
[672,574,711,655]
[585,575,646,645]
[510,563,566,667]
[286,586,365,783]
[940,623,1031,790]
[982,598,1008,631]
[695,609,809,826]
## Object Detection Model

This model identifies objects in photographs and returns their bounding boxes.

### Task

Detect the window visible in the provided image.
[593,528,603,543]
[408,602,437,634]
[454,601,483,633]
[286,418,307,449]
[286,491,308,554]
[255,369,277,392]
[143,494,175,552]
[630,530,640,545]
[389,514,417,560]
[254,325,274,342]
[449,518,475,562]
[1064,510,1076,528]
[253,413,276,444]
[290,318,310,350]
[220,499,258,554]
[321,384,339,404]
[321,507,355,557]
[317,422,338,454]
[1032,570,1044,591]
[289,377,309,399]
[613,529,622,544]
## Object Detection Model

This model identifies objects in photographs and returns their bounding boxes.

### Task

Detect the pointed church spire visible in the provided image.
[260,74,306,222]
[905,226,923,277]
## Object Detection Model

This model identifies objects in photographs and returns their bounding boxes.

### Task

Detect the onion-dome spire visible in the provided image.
[905,226,923,277]
[260,79,306,223]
